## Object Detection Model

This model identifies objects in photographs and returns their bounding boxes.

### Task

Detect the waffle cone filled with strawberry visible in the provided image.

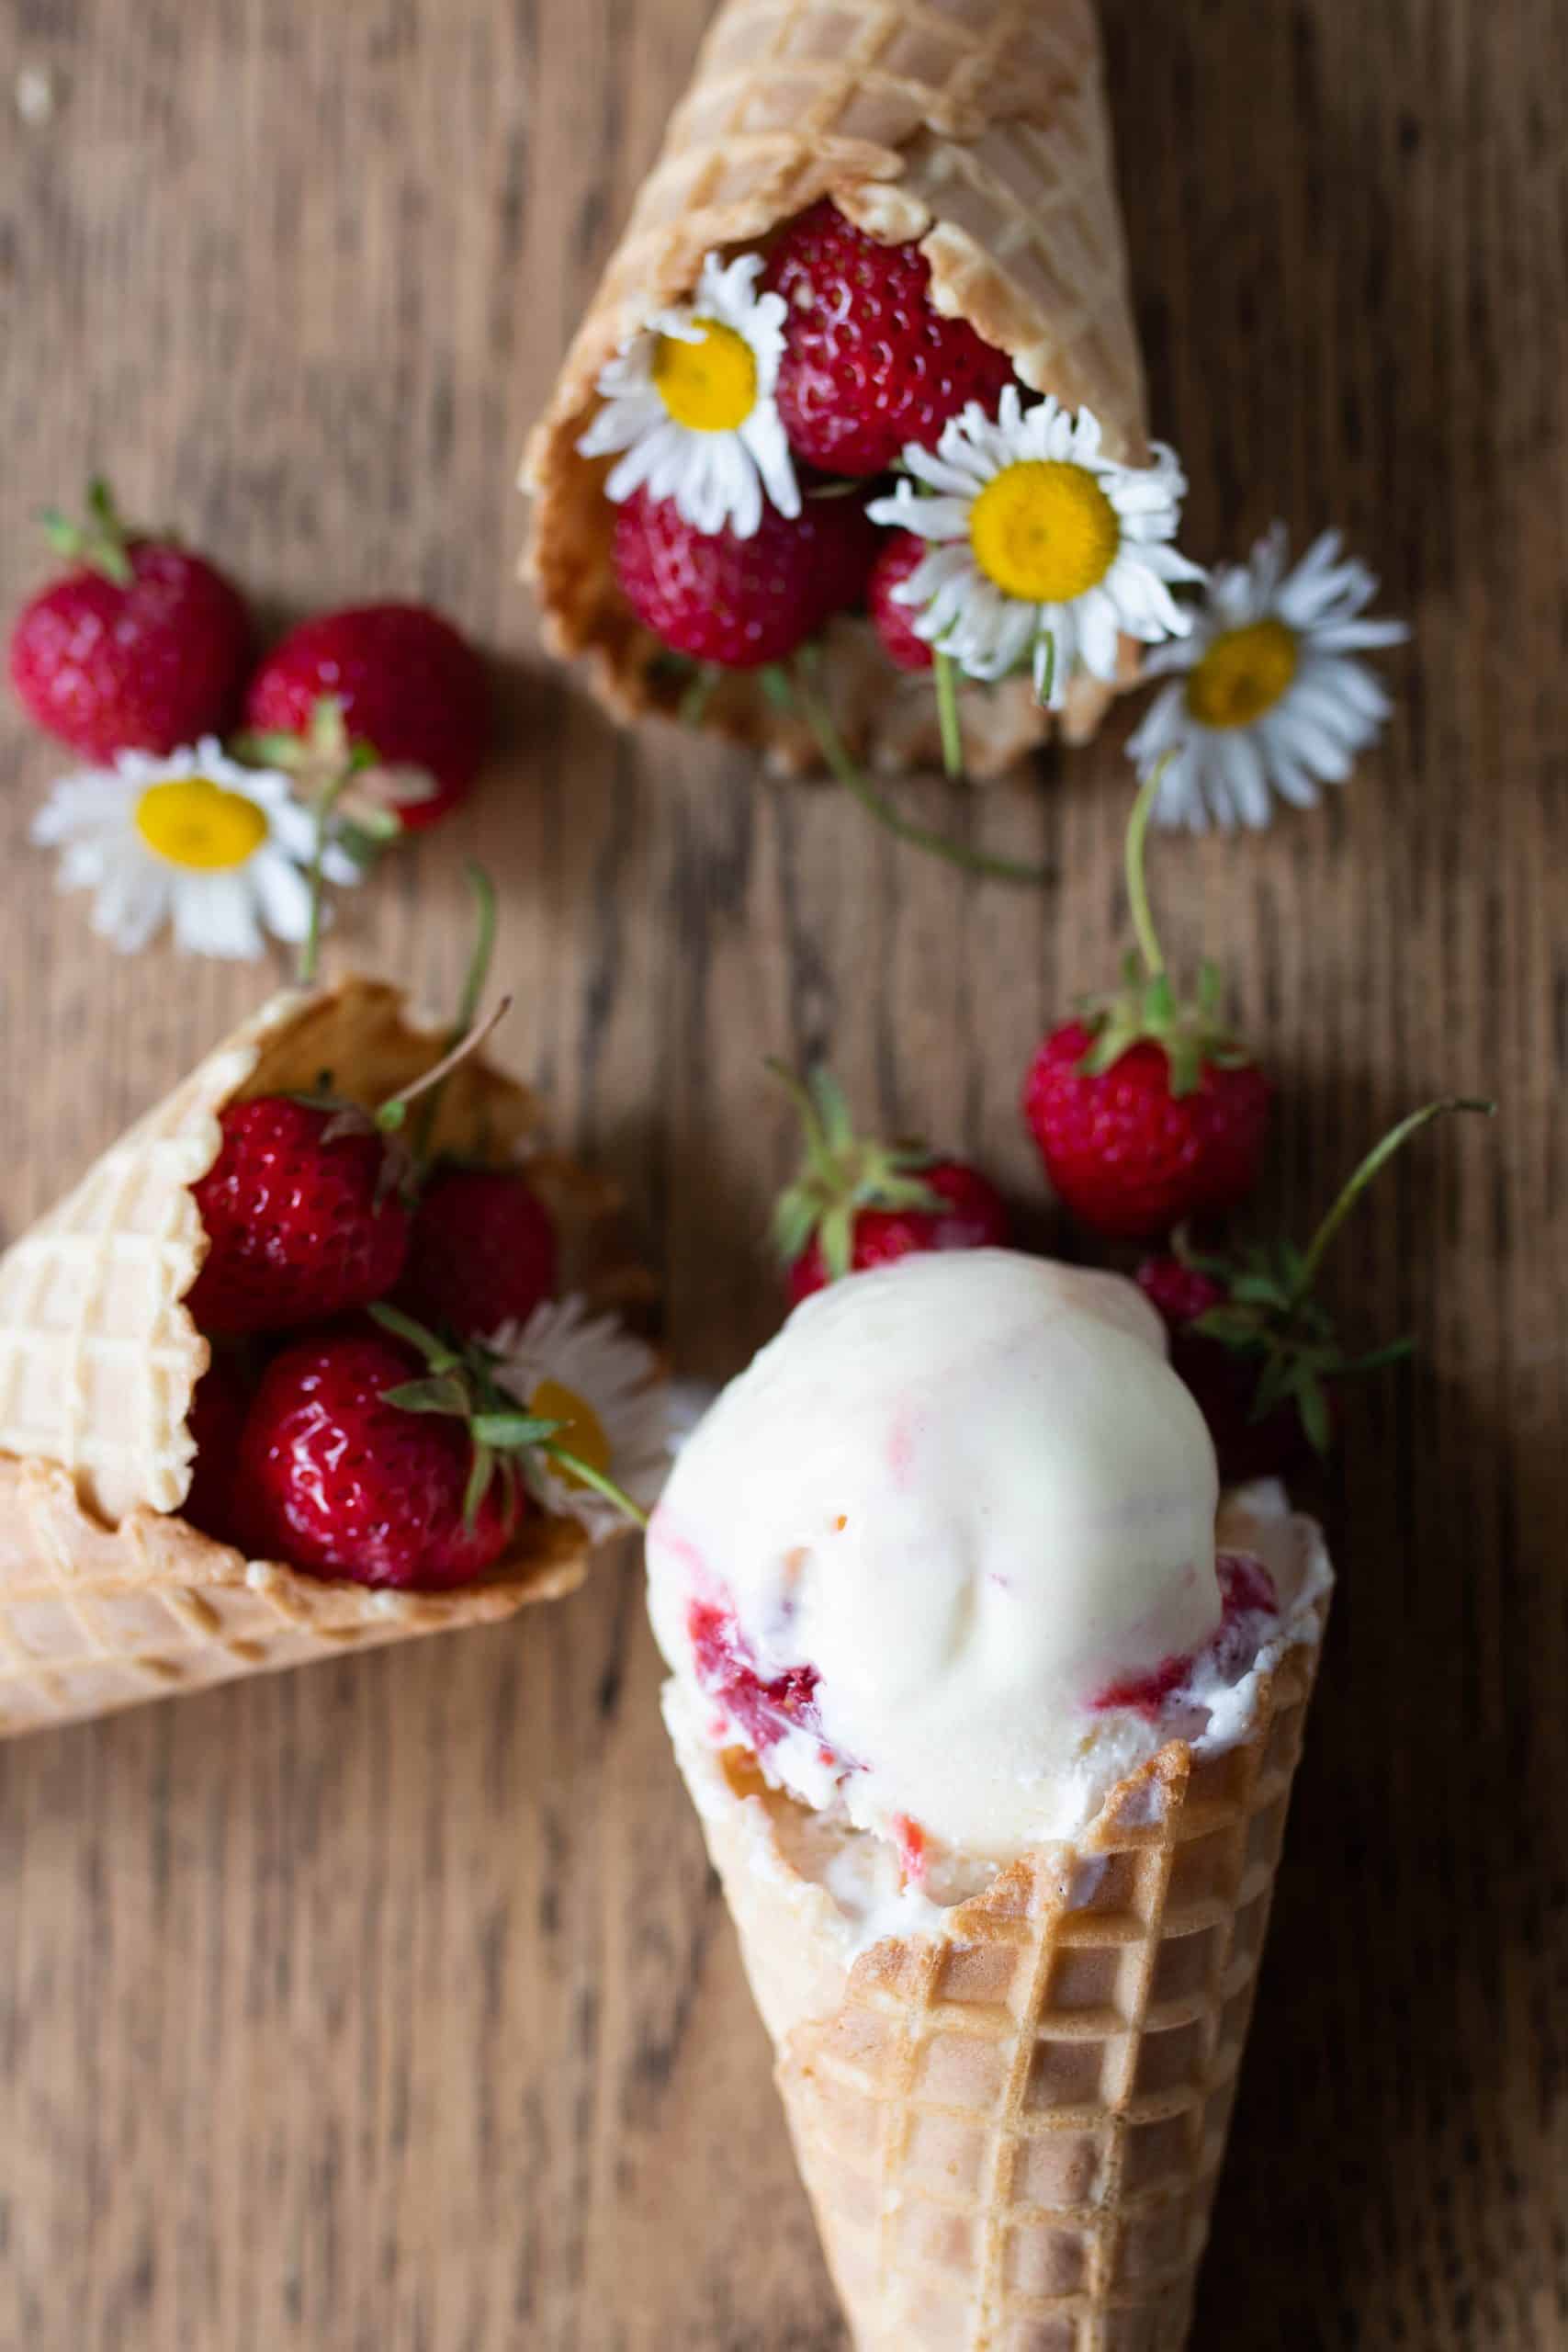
[0,978,660,1736]
[648,1251,1332,2347]
[524,0,1153,781]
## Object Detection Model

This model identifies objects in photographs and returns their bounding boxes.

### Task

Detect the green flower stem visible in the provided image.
[777,662,1051,888]
[1124,756,1172,982]
[1035,629,1055,709]
[543,1442,649,1530]
[298,766,355,989]
[1291,1096,1496,1306]
[933,651,964,781]
[412,862,499,1164]
[455,862,496,1035]
[380,995,513,1133]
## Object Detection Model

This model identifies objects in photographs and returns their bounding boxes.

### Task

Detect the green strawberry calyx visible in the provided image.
[770,1062,946,1285]
[39,477,144,589]
[370,1303,649,1532]
[1178,1095,1496,1453]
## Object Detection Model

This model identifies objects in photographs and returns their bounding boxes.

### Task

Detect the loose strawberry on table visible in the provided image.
[9,479,251,759]
[243,602,491,830]
[772,1062,1009,1305]
[1022,765,1271,1238]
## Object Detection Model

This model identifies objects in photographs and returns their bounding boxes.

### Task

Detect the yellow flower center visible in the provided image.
[1184,618,1300,729]
[651,319,757,433]
[968,461,1121,605]
[530,1378,611,1488]
[134,777,269,870]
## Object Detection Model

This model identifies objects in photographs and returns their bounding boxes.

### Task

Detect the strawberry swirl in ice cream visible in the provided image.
[649,1250,1308,1877]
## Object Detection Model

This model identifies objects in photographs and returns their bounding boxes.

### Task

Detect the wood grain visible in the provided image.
[0,0,1564,2346]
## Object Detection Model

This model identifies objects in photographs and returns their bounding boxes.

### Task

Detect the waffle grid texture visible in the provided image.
[677,1505,1328,2350]
[522,0,1147,775]
[0,980,652,1737]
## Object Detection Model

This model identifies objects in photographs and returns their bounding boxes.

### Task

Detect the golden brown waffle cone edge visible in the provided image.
[0,978,655,1737]
[664,1493,1331,2349]
[522,0,1148,777]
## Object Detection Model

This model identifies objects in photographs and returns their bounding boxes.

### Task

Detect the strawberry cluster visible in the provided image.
[9,480,492,831]
[181,1071,566,1590]
[772,775,1492,1484]
[610,203,1019,683]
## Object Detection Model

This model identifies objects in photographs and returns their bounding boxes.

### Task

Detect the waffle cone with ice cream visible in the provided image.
[523,0,1148,778]
[649,1252,1331,2346]
[0,978,653,1737]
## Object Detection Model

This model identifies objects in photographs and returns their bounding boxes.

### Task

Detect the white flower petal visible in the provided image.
[250,846,314,943]
[1309,615,1409,653]
[741,407,800,520]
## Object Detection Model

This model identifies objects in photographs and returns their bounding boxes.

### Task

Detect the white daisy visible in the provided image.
[1128,525,1409,831]
[577,251,798,538]
[866,389,1203,707]
[491,1295,668,1539]
[30,739,359,960]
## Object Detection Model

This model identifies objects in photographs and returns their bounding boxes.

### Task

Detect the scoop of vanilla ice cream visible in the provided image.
[647,1250,1222,1862]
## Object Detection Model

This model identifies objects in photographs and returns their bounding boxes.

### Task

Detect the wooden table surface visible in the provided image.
[2,1,1564,2346]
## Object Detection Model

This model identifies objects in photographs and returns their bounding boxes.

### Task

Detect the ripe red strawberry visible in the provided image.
[868,531,933,672]
[773,1063,1010,1306]
[8,480,251,757]
[185,1096,412,1337]
[181,1351,253,1548]
[1136,1098,1494,1481]
[1136,1256,1317,1484]
[763,200,1016,477]
[396,1165,558,1339]
[1022,778,1270,1239]
[1026,1021,1270,1241]
[243,604,491,830]
[613,485,876,670]
[234,1325,525,1589]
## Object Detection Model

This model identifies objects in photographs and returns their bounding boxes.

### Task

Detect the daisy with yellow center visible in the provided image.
[30,739,358,959]
[867,389,1202,707]
[1128,525,1409,830]
[578,252,798,539]
[491,1295,668,1539]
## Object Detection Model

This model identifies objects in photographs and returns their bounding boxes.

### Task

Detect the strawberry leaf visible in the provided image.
[1191,1306,1267,1350]
[1296,1375,1333,1456]
[462,1438,496,1531]
[382,1374,470,1417]
[470,1411,561,1448]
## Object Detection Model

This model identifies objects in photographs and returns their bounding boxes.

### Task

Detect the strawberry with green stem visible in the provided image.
[184,998,509,1337]
[1022,761,1271,1238]
[9,478,252,756]
[396,865,563,1339]
[233,1303,646,1590]
[186,786,510,1339]
[1138,1097,1496,1480]
[772,1062,1010,1306]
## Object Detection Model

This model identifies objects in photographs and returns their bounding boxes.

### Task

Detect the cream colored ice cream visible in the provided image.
[648,1250,1247,1867]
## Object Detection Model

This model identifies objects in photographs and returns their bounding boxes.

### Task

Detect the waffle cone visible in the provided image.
[666,1494,1330,2348]
[0,978,654,1737]
[522,0,1147,777]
